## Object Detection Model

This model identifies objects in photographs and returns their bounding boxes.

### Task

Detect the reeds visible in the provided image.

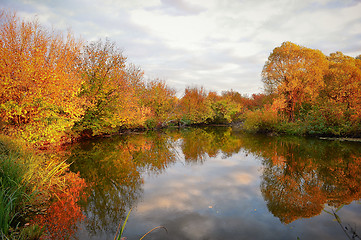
[0,140,30,237]
[114,208,168,240]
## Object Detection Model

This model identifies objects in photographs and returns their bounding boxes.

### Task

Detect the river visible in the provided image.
[56,126,361,240]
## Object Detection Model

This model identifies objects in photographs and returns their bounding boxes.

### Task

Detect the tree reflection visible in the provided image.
[66,132,177,236]
[63,128,361,235]
[241,135,361,224]
[33,172,87,240]
[179,127,243,164]
[65,127,245,236]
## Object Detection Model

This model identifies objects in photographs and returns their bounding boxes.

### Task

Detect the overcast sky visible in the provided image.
[1,0,361,96]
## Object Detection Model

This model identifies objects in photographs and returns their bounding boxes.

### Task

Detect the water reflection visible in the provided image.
[239,135,361,224]
[179,127,243,163]
[66,131,178,236]
[65,127,361,239]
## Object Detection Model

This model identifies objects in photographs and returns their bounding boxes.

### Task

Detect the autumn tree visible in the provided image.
[140,79,177,127]
[73,39,147,137]
[323,52,361,119]
[208,91,242,123]
[178,86,214,124]
[0,10,84,144]
[262,41,328,121]
[223,91,270,110]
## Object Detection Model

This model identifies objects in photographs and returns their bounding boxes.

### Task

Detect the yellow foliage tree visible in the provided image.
[74,39,148,137]
[0,10,84,145]
[262,42,328,121]
[324,52,361,122]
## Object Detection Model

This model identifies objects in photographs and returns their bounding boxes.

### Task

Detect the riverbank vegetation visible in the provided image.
[3,10,359,148]
[244,42,361,137]
[0,135,86,239]
[1,8,361,239]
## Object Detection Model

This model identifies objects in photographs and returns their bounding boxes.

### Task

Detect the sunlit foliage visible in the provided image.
[323,52,361,123]
[73,39,148,137]
[244,42,361,137]
[140,79,177,127]
[0,10,84,145]
[262,41,329,122]
[178,87,214,124]
[177,87,244,125]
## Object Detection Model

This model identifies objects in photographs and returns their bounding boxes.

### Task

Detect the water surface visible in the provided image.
[65,127,361,240]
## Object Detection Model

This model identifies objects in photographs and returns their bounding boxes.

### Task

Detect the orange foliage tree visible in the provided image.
[324,52,361,120]
[0,10,84,144]
[140,79,177,127]
[262,41,328,121]
[178,86,214,124]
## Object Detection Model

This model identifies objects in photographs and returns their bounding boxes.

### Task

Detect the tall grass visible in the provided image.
[0,136,31,237]
[0,135,70,239]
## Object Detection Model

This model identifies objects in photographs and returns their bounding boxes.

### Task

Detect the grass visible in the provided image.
[0,138,31,237]
[0,134,70,239]
[114,208,168,240]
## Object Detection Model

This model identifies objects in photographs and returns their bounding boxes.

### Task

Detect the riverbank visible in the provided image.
[0,135,86,239]
[319,137,361,142]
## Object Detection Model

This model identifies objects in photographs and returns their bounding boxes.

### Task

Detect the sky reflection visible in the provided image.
[69,128,361,240]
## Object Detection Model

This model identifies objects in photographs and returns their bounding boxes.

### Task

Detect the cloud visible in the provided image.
[1,0,361,95]
[148,0,206,16]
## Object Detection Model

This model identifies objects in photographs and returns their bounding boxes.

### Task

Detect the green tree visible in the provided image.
[73,39,146,137]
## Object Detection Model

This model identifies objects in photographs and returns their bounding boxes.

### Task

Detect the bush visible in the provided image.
[145,118,157,130]
[243,108,280,133]
[302,102,348,136]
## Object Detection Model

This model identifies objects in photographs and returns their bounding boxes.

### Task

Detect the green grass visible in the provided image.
[0,135,70,239]
[0,137,32,238]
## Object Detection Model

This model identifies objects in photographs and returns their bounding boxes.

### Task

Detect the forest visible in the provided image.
[1,8,361,239]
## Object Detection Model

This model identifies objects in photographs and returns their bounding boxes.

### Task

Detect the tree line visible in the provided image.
[244,41,361,136]
[1,10,361,148]
[0,10,267,146]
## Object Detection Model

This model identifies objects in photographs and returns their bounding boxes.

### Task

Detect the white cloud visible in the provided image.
[1,0,361,95]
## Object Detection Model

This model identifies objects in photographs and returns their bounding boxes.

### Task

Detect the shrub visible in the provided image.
[243,108,280,133]
[145,118,157,130]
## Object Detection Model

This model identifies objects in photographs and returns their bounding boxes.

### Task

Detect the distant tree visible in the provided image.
[262,41,328,121]
[141,79,177,125]
[178,86,214,124]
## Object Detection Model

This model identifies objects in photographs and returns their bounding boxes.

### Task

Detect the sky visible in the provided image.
[1,0,361,96]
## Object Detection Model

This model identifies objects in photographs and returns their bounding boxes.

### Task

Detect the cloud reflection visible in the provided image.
[67,128,361,239]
